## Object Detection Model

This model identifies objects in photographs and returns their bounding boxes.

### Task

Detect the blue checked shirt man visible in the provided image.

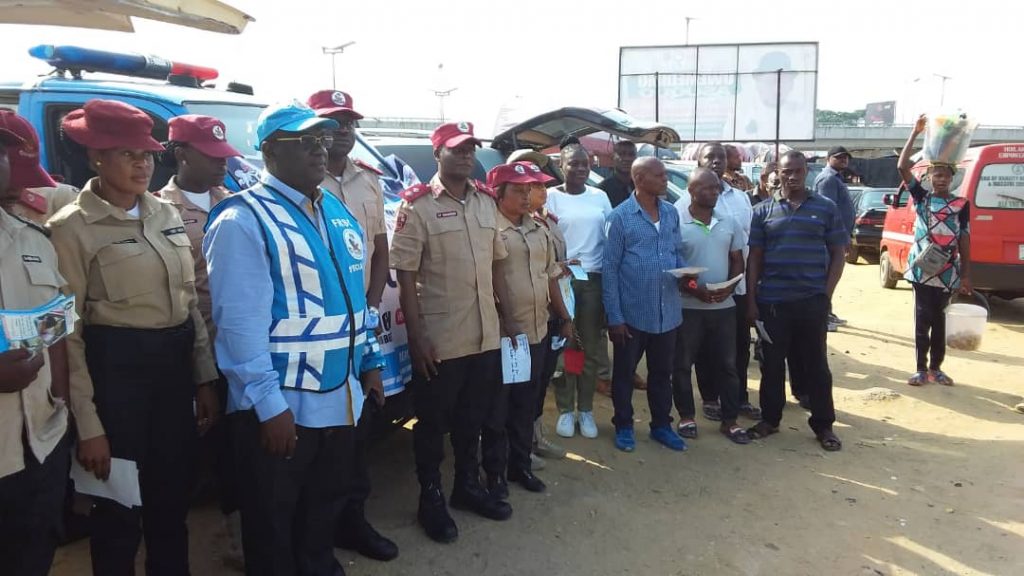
[602,158,688,453]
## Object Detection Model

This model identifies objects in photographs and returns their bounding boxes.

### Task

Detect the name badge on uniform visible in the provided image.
[112,238,138,245]
[161,226,186,236]
[21,255,42,263]
[436,211,458,219]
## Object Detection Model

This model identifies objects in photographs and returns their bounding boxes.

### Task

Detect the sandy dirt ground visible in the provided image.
[52,263,1024,576]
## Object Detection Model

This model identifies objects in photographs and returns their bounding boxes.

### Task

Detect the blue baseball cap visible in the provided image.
[255,100,339,150]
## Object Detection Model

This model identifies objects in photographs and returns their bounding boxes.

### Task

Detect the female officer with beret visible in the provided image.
[48,99,218,575]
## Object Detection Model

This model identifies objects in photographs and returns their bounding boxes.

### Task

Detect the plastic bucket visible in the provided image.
[945,303,987,351]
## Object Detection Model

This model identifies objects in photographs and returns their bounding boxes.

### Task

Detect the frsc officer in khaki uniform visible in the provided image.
[47,99,219,575]
[0,122,71,576]
[480,162,572,498]
[390,121,519,544]
[0,110,78,226]
[307,89,397,562]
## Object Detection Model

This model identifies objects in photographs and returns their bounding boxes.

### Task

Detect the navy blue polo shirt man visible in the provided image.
[745,150,848,452]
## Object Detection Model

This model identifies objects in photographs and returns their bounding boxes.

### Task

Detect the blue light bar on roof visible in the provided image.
[29,45,218,82]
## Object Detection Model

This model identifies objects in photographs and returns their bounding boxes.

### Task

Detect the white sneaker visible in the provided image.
[556,412,576,438]
[578,411,599,439]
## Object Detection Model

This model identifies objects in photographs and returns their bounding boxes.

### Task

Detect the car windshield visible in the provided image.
[859,190,888,210]
[974,163,1024,209]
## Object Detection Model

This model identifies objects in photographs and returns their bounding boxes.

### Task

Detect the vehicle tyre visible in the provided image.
[845,246,859,265]
[879,250,898,289]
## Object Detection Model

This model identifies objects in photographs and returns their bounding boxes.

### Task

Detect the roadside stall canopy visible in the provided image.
[0,0,253,34]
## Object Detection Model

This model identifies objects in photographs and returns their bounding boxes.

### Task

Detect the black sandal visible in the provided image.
[702,402,722,422]
[816,430,842,452]
[746,421,779,439]
[721,425,752,445]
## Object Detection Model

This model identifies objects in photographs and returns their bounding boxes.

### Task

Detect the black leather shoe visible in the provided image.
[336,518,399,561]
[450,481,513,521]
[508,468,546,493]
[487,474,509,500]
[418,484,458,543]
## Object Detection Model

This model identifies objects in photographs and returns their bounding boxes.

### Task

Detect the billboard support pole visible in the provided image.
[774,68,782,162]
[654,72,660,122]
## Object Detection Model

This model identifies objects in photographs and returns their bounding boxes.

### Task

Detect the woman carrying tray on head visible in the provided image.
[897,114,973,387]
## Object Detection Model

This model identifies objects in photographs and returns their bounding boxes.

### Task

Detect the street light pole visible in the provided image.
[933,73,952,107]
[432,63,457,123]
[322,41,356,90]
[684,16,697,45]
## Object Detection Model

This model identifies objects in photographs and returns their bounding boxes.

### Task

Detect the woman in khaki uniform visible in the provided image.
[155,113,242,566]
[528,170,575,463]
[47,100,218,575]
[480,162,573,497]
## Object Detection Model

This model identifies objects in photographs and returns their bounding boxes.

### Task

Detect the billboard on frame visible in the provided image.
[618,42,818,142]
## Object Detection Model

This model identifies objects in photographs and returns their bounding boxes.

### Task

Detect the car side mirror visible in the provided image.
[883,193,895,206]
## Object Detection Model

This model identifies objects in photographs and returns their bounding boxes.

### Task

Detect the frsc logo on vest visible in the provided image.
[343,228,364,261]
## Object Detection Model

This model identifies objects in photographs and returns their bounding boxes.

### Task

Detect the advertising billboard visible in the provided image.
[865,101,896,126]
[618,42,818,142]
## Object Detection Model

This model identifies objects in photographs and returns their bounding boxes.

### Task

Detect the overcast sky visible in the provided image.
[1,0,1019,137]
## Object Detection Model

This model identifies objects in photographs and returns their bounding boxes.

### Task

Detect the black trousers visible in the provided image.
[84,323,197,576]
[336,400,376,529]
[536,318,565,419]
[693,295,751,406]
[194,375,238,515]
[232,411,354,576]
[757,294,836,433]
[672,308,740,422]
[0,433,70,576]
[913,283,951,372]
[412,350,501,487]
[482,343,546,477]
[611,326,675,430]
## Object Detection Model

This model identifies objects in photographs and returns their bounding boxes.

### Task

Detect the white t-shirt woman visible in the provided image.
[544,184,613,273]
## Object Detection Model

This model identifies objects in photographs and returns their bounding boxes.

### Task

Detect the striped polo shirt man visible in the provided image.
[748,191,848,303]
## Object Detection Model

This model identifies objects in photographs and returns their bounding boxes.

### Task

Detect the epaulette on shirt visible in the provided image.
[12,214,51,237]
[400,183,432,203]
[353,158,384,176]
[473,180,497,198]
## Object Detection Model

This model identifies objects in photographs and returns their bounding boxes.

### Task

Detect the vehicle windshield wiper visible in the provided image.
[996,193,1024,204]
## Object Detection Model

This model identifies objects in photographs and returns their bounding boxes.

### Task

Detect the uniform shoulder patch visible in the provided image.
[400,183,432,202]
[353,158,384,176]
[12,214,51,237]
[473,180,497,199]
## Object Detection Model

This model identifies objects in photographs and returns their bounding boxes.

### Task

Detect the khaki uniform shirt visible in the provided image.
[9,184,80,226]
[155,178,230,341]
[390,176,508,361]
[47,179,217,440]
[0,210,69,478]
[535,209,567,261]
[497,211,562,345]
[321,157,386,293]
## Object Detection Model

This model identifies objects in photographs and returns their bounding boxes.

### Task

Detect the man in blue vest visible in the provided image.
[204,101,385,576]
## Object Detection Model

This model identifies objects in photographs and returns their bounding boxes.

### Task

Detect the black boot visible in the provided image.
[450,475,512,521]
[336,504,399,561]
[486,474,509,501]
[418,483,458,543]
[508,468,546,493]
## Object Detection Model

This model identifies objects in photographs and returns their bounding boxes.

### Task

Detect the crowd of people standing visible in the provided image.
[0,92,976,576]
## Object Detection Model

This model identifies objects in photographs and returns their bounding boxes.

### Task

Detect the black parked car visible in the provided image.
[847,187,894,264]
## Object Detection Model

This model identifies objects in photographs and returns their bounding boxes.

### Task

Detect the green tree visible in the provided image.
[816,109,865,126]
